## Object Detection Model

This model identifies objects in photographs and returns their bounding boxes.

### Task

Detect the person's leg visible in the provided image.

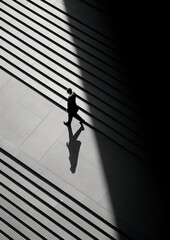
[68,113,73,124]
[74,113,85,124]
[64,113,73,126]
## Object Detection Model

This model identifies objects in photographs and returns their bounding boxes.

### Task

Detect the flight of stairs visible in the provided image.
[0,147,132,240]
[0,0,150,163]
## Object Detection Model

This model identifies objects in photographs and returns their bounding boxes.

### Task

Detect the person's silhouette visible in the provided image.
[63,88,85,126]
[66,125,84,173]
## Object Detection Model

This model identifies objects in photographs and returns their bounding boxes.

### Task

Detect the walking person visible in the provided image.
[63,88,85,126]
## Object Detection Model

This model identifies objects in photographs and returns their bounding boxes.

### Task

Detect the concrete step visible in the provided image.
[0,150,126,240]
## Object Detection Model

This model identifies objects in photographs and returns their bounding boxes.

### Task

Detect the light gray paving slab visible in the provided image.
[0,103,41,146]
[39,140,70,176]
[63,163,108,201]
[98,190,115,214]
[0,79,28,115]
[18,87,55,119]
[21,107,66,161]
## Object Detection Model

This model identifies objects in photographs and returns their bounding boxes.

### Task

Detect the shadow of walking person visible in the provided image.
[66,125,84,173]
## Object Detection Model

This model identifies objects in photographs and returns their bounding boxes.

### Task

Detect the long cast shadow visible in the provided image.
[66,124,84,173]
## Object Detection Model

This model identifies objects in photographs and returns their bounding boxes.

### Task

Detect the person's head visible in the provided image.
[67,88,72,95]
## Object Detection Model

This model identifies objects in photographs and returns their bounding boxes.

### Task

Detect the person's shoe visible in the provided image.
[80,124,85,130]
[63,121,70,126]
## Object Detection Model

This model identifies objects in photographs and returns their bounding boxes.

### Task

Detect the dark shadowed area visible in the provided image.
[64,1,167,239]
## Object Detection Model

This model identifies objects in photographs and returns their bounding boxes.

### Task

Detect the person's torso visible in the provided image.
[68,93,77,112]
